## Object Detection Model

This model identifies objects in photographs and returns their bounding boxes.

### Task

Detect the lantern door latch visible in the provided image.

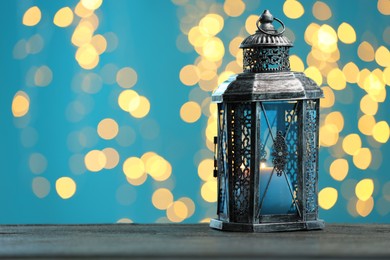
[213,136,218,177]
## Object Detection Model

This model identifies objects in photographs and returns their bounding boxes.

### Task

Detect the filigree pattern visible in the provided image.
[230,103,252,223]
[217,104,228,217]
[272,131,289,176]
[243,46,290,73]
[304,100,318,213]
[285,107,298,213]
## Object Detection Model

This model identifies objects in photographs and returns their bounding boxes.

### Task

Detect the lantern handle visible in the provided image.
[256,17,285,36]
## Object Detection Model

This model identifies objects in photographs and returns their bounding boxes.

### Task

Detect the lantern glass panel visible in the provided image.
[258,101,299,216]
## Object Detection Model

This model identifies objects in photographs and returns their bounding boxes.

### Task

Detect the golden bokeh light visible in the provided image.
[342,134,362,155]
[178,197,195,218]
[126,174,147,186]
[337,22,356,44]
[330,159,349,181]
[318,187,338,210]
[12,91,30,117]
[290,55,305,72]
[116,67,138,89]
[34,66,53,87]
[304,66,322,86]
[97,118,119,140]
[372,121,390,143]
[304,23,320,46]
[123,157,145,179]
[201,179,217,202]
[202,37,225,62]
[72,23,94,47]
[375,46,390,67]
[327,68,346,90]
[56,177,77,199]
[360,94,378,115]
[75,2,94,18]
[180,65,200,86]
[355,179,374,201]
[319,124,339,147]
[102,147,120,169]
[23,6,41,26]
[358,41,375,62]
[378,0,390,15]
[245,15,258,35]
[199,14,224,36]
[84,150,107,172]
[118,89,140,112]
[90,34,107,55]
[166,201,188,223]
[342,62,359,83]
[356,197,374,217]
[358,115,376,135]
[316,24,338,53]
[229,36,243,57]
[75,44,99,70]
[53,7,74,27]
[130,96,150,119]
[312,1,332,20]
[81,0,103,10]
[32,177,50,199]
[353,148,372,170]
[283,0,304,19]
[198,159,214,181]
[143,153,172,181]
[223,0,245,17]
[325,111,344,133]
[320,86,335,108]
[117,218,133,223]
[180,101,201,123]
[152,188,174,210]
[29,153,47,174]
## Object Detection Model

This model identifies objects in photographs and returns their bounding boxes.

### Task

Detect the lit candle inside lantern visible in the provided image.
[259,165,293,215]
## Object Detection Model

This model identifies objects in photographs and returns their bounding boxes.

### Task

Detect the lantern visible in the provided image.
[210,10,324,232]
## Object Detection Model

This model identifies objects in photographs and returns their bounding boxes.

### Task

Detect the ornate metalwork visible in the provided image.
[271,131,289,176]
[304,100,318,213]
[243,47,290,73]
[217,104,228,218]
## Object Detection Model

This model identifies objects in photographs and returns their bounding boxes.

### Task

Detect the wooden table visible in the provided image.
[1,224,389,259]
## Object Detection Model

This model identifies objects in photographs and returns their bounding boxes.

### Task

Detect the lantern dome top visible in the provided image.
[240,10,293,49]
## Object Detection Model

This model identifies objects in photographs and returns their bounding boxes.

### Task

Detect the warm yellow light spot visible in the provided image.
[123,157,145,179]
[188,26,208,48]
[317,24,338,53]
[199,14,224,36]
[75,44,99,70]
[375,46,390,67]
[167,201,188,222]
[378,0,390,15]
[23,6,41,26]
[245,15,258,35]
[97,118,118,140]
[29,153,47,174]
[53,7,74,27]
[357,69,371,89]
[358,115,376,136]
[143,153,171,181]
[355,179,374,201]
[283,0,304,19]
[366,71,386,102]
[342,62,359,83]
[74,2,94,18]
[304,66,322,86]
[90,34,107,55]
[118,89,140,112]
[32,177,50,198]
[117,218,133,223]
[329,159,349,181]
[356,197,374,217]
[224,0,245,17]
[152,188,173,210]
[342,134,361,155]
[116,67,137,89]
[229,36,244,57]
[358,41,375,62]
[325,112,344,133]
[126,174,147,186]
[71,23,94,47]
[319,124,339,147]
[84,150,107,172]
[320,86,335,108]
[327,68,346,90]
[180,101,201,123]
[12,91,30,117]
[290,55,305,72]
[384,67,390,86]
[337,22,356,44]
[304,23,320,46]
[372,121,390,143]
[81,0,103,10]
[34,66,53,87]
[178,197,195,218]
[180,65,200,86]
[130,96,150,119]
[198,159,214,181]
[312,1,332,20]
[218,71,235,86]
[318,187,338,210]
[56,177,76,199]
[360,94,378,115]
[201,179,217,202]
[225,61,241,74]
[202,37,225,62]
[102,147,120,169]
[353,148,372,170]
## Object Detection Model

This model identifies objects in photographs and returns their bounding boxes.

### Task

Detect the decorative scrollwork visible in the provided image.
[243,46,290,73]
[271,131,289,176]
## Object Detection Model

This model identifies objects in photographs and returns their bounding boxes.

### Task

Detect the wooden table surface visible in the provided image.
[1,223,389,259]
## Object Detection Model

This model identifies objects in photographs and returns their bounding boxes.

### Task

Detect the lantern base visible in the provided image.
[210,218,325,232]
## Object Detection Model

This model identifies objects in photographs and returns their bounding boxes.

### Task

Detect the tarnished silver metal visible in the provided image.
[210,10,324,232]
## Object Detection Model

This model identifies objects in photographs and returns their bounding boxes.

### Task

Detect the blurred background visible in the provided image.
[0,0,389,224]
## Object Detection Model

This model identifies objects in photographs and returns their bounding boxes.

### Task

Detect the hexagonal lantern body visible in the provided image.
[210,10,324,232]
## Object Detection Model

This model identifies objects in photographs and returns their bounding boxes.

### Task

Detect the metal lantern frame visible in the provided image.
[210,10,324,232]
